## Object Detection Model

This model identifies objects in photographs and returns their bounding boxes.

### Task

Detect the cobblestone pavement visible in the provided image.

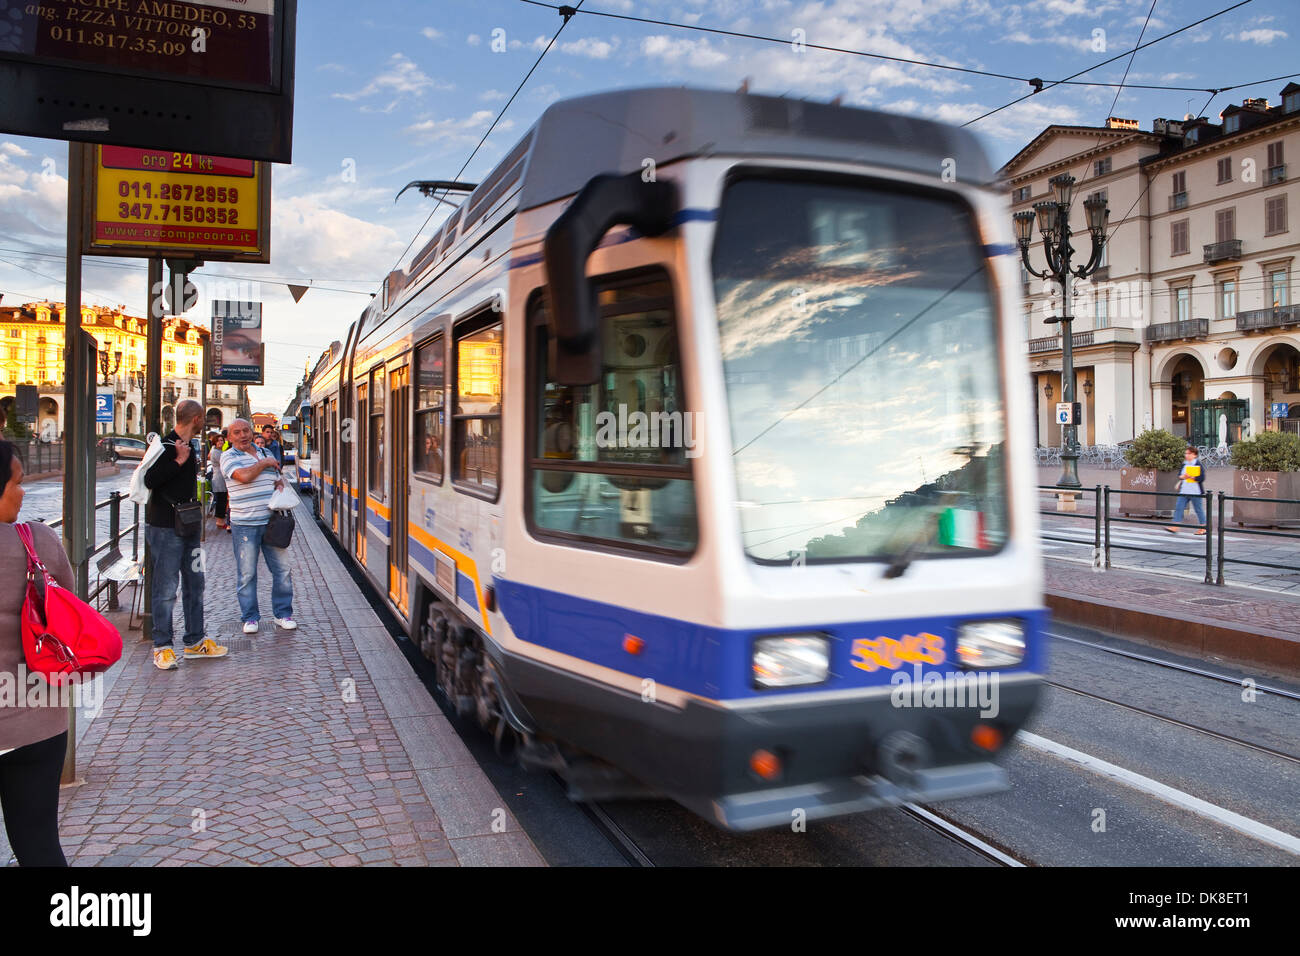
[1044,556,1300,642]
[3,497,544,867]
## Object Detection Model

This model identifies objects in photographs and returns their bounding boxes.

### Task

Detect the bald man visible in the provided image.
[144,398,229,669]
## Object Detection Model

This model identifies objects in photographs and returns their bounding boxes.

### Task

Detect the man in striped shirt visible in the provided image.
[221,418,297,634]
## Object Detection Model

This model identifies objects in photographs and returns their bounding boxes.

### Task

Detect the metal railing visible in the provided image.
[1145,318,1209,343]
[1028,330,1095,354]
[10,440,65,475]
[1203,239,1243,264]
[1041,483,1300,586]
[44,490,141,607]
[1215,491,1300,585]
[1236,304,1300,332]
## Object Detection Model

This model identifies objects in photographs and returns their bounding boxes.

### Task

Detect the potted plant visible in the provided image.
[1229,431,1300,527]
[1119,427,1184,516]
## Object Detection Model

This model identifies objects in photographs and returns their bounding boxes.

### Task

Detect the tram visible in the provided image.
[308,87,1045,829]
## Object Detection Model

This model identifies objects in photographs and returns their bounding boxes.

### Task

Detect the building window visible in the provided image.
[1175,286,1191,323]
[164,360,175,373]
[1171,219,1189,256]
[1094,288,1110,329]
[1286,91,1300,114]
[453,320,502,495]
[1172,171,1186,193]
[414,335,445,482]
[1217,156,1232,183]
[8,329,19,338]
[1220,280,1237,319]
[186,362,197,375]
[188,383,197,397]
[1267,142,1286,183]
[1223,114,1241,134]
[1094,157,1112,177]
[1265,195,1288,235]
[1272,269,1290,308]
[1013,186,1031,203]
[1215,208,1236,243]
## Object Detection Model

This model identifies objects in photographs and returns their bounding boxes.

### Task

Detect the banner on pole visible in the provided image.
[211,301,264,384]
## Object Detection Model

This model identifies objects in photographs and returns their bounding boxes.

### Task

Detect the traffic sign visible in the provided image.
[1272,402,1290,419]
[1055,402,1081,426]
[96,393,114,424]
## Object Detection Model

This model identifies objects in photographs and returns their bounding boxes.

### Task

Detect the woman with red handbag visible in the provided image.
[0,439,75,866]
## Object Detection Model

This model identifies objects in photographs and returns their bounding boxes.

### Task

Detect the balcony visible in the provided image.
[1169,192,1188,211]
[1145,318,1209,343]
[1028,330,1095,354]
[1266,164,1286,185]
[1203,239,1243,264]
[1237,304,1300,332]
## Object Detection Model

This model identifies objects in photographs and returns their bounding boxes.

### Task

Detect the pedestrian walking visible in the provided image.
[208,432,229,532]
[221,419,296,634]
[261,424,284,466]
[1167,445,1207,536]
[144,399,229,669]
[0,439,74,866]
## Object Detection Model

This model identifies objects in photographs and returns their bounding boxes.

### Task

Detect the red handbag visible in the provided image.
[15,523,123,676]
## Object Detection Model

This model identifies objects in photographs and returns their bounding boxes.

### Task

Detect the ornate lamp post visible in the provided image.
[1014,172,1109,488]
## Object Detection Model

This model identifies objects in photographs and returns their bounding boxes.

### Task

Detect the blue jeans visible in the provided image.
[1174,494,1206,525]
[146,525,205,648]
[231,523,293,623]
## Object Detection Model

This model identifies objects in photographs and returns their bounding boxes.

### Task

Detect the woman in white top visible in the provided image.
[208,433,229,531]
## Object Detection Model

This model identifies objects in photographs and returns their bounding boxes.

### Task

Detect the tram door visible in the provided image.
[329,398,339,533]
[355,383,368,563]
[388,365,410,614]
[340,385,354,552]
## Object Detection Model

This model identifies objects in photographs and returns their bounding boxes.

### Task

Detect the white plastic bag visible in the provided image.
[268,484,300,510]
[127,434,166,506]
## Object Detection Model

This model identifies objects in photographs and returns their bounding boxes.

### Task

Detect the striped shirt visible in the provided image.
[221,445,278,526]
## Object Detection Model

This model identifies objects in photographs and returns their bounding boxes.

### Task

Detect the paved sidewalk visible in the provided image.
[3,500,544,867]
[1044,556,1300,677]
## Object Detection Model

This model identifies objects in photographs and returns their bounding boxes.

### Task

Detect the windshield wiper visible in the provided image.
[882,515,939,579]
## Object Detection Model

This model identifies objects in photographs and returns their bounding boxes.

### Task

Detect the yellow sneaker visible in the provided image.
[153,647,178,670]
[183,638,230,660]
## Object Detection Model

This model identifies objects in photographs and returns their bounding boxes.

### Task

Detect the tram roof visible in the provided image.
[516,86,996,211]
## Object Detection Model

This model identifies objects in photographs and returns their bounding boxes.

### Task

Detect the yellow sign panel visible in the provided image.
[85,145,271,262]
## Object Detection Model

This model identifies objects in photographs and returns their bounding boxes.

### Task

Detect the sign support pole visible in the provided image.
[140,256,164,643]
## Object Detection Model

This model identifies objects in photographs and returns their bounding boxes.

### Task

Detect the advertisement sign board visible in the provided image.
[211,301,263,384]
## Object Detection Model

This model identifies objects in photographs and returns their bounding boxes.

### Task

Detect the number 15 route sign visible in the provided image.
[82,144,271,262]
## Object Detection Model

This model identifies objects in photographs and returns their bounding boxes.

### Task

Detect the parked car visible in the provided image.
[97,436,147,463]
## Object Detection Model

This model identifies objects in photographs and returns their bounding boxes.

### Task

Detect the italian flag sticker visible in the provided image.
[938,508,987,549]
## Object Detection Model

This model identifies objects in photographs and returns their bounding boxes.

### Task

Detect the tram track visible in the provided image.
[897,804,1026,867]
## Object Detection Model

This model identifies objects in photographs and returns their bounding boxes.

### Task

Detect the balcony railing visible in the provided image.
[1028,330,1095,354]
[1169,192,1188,211]
[1203,239,1243,264]
[1236,305,1300,332]
[1266,164,1286,185]
[1145,318,1209,343]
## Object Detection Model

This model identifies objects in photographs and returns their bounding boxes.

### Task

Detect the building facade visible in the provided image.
[0,300,249,438]
[1002,82,1299,448]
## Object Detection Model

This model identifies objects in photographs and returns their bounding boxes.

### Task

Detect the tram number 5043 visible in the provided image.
[850,634,946,672]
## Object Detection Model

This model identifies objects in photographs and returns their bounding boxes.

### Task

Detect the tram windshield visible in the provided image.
[711,176,1008,564]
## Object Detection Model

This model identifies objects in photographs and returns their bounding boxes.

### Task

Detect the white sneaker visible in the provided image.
[274,617,298,631]
[243,620,259,634]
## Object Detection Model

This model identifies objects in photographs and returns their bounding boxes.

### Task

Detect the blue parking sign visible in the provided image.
[96,393,113,424]
[1271,402,1289,419]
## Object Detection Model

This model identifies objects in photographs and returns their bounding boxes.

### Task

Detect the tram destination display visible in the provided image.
[83,144,270,261]
[211,300,263,384]
[0,0,297,162]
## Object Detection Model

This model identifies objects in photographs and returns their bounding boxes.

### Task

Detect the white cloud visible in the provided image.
[558,36,620,59]
[479,88,507,101]
[640,34,729,68]
[332,53,452,113]
[402,111,514,147]
[421,27,443,40]
[1228,29,1287,45]
[466,33,481,46]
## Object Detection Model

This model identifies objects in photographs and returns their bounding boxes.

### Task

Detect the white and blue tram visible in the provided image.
[309,87,1045,830]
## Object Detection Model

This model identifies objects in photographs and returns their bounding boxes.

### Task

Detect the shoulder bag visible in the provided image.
[15,524,123,676]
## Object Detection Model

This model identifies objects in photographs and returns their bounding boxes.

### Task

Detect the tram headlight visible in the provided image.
[752,635,830,689]
[956,620,1026,669]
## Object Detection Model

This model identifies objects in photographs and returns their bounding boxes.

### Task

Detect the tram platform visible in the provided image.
[1045,557,1300,679]
[0,501,543,867]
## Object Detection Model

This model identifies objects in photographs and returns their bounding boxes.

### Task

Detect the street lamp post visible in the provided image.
[1014,173,1109,488]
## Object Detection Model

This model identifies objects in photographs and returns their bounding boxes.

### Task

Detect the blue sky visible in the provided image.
[0,0,1294,412]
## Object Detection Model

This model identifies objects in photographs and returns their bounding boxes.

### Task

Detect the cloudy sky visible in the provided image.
[0,0,1293,412]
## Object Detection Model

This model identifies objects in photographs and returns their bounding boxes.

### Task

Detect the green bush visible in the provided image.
[1125,428,1185,471]
[1,408,32,441]
[1229,430,1300,472]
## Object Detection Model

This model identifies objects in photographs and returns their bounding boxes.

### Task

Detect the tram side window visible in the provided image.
[453,320,502,496]
[320,402,330,472]
[340,386,351,480]
[415,335,446,482]
[369,368,385,497]
[527,270,697,555]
